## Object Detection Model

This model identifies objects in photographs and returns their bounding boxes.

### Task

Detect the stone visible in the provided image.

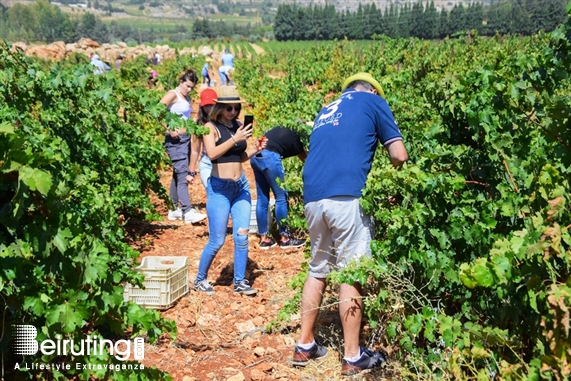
[253,346,265,357]
[250,369,265,380]
[226,372,245,381]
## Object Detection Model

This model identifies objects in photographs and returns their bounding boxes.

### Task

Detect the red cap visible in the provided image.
[200,88,217,107]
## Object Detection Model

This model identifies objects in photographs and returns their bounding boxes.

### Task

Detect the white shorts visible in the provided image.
[304,196,373,278]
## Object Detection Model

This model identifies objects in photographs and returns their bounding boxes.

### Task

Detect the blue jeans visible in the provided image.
[218,69,228,85]
[250,150,289,237]
[202,72,211,87]
[195,173,251,284]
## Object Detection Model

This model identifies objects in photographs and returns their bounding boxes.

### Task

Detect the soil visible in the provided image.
[126,66,394,381]
[130,161,309,381]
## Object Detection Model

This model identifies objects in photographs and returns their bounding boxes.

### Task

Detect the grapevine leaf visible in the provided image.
[472,258,495,287]
[19,166,52,196]
[53,228,73,253]
[0,122,14,134]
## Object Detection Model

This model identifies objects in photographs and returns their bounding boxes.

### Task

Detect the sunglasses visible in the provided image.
[225,105,241,112]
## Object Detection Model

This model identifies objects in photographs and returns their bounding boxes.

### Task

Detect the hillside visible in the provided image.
[1,0,489,21]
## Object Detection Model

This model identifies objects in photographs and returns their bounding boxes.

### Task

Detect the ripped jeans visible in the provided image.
[195,173,251,285]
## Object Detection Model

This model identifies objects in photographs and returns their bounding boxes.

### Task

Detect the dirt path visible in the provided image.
[130,161,309,381]
[250,43,265,56]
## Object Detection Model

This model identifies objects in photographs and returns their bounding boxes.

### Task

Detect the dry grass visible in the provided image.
[293,292,403,381]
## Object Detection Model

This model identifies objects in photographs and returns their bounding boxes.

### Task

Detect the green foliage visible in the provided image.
[0,41,176,380]
[244,8,571,379]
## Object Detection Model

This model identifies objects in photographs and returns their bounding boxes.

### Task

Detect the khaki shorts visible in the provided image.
[304,196,373,278]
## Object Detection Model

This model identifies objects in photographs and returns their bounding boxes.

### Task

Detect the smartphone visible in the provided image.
[244,115,254,128]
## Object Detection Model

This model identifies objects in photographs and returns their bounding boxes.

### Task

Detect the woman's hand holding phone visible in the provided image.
[235,123,253,142]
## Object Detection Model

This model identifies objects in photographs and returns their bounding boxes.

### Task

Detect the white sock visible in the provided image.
[297,340,315,350]
[343,348,362,362]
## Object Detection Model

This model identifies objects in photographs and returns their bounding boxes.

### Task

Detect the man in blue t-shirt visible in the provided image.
[221,48,234,68]
[292,73,408,376]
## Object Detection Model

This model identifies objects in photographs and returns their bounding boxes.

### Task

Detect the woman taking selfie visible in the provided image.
[193,86,267,296]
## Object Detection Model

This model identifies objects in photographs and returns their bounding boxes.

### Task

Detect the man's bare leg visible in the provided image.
[299,276,327,344]
[339,282,363,358]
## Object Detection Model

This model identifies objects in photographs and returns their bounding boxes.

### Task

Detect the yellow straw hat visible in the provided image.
[342,72,385,98]
[214,86,246,104]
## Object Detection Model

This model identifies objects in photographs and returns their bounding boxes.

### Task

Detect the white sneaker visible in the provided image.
[167,208,183,220]
[184,208,207,224]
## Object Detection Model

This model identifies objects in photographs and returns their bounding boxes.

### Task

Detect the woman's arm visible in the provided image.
[189,135,202,184]
[241,136,268,162]
[159,91,186,137]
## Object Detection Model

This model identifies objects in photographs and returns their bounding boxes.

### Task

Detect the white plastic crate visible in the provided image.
[249,198,275,234]
[123,256,189,310]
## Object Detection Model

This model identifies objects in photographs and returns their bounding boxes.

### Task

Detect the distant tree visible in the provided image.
[217,3,229,13]
[449,3,467,34]
[439,8,451,38]
[465,2,483,32]
[492,2,512,35]
[348,4,363,39]
[509,0,529,34]
[362,4,375,39]
[274,5,295,41]
[92,17,110,43]
[399,4,411,38]
[322,4,339,39]
[385,4,398,38]
[294,6,309,40]
[337,10,349,39]
[369,3,384,37]
[34,0,74,43]
[544,0,567,31]
[213,19,231,38]
[5,3,38,42]
[410,0,424,38]
[192,19,214,39]
[424,1,439,39]
[525,0,545,33]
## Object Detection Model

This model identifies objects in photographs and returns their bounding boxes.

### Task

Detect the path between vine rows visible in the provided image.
[126,70,393,381]
[128,160,310,381]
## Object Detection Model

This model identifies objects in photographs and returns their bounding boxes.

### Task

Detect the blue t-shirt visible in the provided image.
[221,52,234,68]
[303,89,403,204]
[202,62,209,76]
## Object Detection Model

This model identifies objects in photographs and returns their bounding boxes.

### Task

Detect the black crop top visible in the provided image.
[211,120,247,164]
